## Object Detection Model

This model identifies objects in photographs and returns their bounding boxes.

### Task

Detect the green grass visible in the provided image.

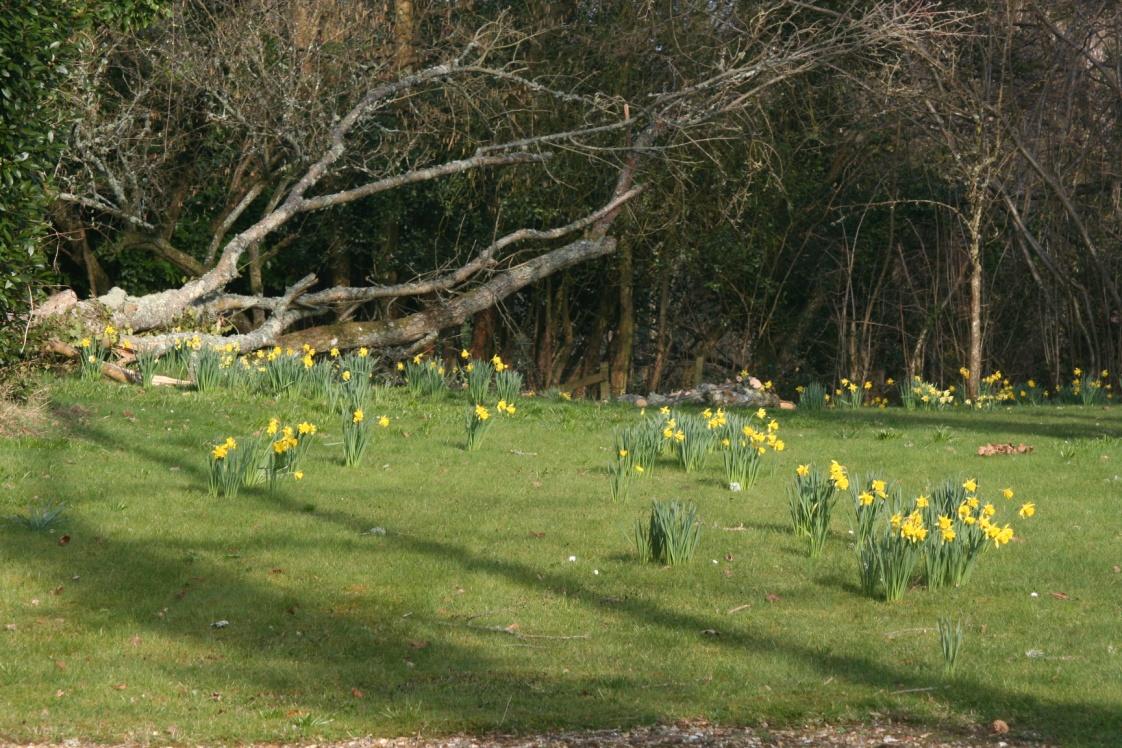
[1,379,1121,745]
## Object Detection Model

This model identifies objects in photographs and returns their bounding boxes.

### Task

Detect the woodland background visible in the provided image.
[3,0,1121,398]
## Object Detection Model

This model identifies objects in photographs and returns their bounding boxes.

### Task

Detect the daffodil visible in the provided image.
[378,415,390,428]
[353,409,364,424]
[1018,502,1035,518]
[293,471,304,481]
[962,478,977,493]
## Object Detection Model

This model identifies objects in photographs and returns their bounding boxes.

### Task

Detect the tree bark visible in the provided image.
[646,258,672,394]
[277,238,615,352]
[609,238,634,395]
[967,197,984,400]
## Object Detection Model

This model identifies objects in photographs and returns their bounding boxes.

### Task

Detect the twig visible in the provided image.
[892,686,941,695]
[436,620,589,641]
[883,627,934,639]
[20,285,33,354]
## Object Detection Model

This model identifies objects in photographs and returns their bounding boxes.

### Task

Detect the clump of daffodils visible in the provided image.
[789,460,847,557]
[207,436,243,497]
[855,476,1033,602]
[403,353,446,397]
[835,378,864,409]
[922,477,1023,589]
[1072,367,1110,405]
[464,355,494,404]
[77,334,106,380]
[721,410,784,491]
[493,356,523,405]
[609,425,651,501]
[341,408,389,467]
[608,418,667,500]
[900,376,954,410]
[660,411,714,473]
[465,403,492,451]
[850,475,896,551]
[265,417,318,487]
[464,399,513,452]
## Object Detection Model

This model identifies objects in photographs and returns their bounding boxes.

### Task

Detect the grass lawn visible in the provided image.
[1,379,1121,745]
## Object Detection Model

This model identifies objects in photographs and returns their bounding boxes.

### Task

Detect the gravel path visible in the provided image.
[1,721,1051,748]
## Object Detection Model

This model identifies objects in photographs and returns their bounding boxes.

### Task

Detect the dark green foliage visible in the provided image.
[0,0,163,367]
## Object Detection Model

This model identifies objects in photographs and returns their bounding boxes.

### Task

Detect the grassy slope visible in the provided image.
[1,380,1120,745]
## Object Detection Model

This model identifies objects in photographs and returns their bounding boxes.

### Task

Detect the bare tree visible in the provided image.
[41,0,955,360]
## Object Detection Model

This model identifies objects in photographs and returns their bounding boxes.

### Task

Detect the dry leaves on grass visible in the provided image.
[977,443,1034,457]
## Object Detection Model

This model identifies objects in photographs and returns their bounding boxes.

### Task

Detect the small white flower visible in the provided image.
[728,482,742,492]
[1030,592,1039,598]
[592,569,599,575]
[567,555,576,562]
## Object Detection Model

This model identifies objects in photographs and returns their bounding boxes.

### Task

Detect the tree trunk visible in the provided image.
[967,206,984,400]
[52,205,110,296]
[609,238,634,395]
[247,240,265,328]
[647,260,672,394]
[574,274,613,397]
[470,306,495,360]
[394,0,415,72]
[536,279,555,387]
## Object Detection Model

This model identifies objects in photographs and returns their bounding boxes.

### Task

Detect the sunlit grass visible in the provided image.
[0,379,1119,745]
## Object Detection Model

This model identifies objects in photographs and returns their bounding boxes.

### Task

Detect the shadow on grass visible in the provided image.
[4,406,1119,745]
[789,407,1122,443]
